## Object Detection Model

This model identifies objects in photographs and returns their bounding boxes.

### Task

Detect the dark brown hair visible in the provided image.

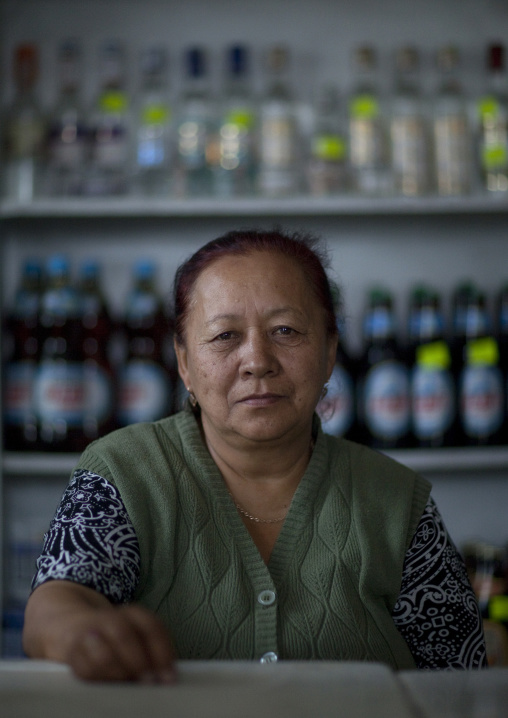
[173,228,340,345]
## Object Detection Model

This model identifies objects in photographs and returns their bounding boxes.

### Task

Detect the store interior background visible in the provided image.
[1,0,508,633]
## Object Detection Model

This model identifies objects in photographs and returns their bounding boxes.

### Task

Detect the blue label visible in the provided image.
[4,360,37,424]
[460,365,504,437]
[363,361,410,439]
[317,364,354,437]
[411,366,455,440]
[118,360,171,424]
[33,360,84,426]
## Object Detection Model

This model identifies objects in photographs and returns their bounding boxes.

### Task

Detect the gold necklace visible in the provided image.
[230,494,288,524]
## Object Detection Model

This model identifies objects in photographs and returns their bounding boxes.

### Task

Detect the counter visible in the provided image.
[1,659,507,718]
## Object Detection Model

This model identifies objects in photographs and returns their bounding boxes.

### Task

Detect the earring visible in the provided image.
[187,389,198,408]
[320,384,328,400]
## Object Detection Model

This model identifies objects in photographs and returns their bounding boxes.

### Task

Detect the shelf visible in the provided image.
[2,194,508,219]
[3,446,508,478]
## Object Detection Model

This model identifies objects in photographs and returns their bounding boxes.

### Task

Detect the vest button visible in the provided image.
[257,589,276,606]
[260,652,278,664]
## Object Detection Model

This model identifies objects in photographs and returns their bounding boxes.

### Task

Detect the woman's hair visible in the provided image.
[173,228,340,345]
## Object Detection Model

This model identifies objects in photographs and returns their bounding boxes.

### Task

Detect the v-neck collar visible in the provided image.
[173,410,332,587]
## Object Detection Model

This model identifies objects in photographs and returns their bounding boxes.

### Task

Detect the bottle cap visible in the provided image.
[187,47,206,78]
[228,45,248,76]
[488,43,504,71]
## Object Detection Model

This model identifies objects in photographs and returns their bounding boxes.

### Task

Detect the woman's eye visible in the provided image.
[216,331,234,341]
[275,326,296,336]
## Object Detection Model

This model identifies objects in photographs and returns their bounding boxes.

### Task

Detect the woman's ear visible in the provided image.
[174,337,190,389]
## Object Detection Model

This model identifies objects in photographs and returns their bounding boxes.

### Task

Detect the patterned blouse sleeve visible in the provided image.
[31,469,140,604]
[392,496,488,669]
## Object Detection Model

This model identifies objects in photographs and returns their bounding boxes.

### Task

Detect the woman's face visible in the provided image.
[175,250,337,449]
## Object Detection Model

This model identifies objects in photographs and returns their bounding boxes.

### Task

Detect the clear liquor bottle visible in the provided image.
[174,47,213,198]
[307,85,348,196]
[477,44,508,193]
[390,46,431,196]
[133,47,173,197]
[3,44,46,203]
[257,45,299,197]
[433,46,472,196]
[211,45,256,198]
[46,39,88,197]
[86,41,131,196]
[348,46,390,196]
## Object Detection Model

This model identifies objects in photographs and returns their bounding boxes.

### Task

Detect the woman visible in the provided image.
[23,229,487,681]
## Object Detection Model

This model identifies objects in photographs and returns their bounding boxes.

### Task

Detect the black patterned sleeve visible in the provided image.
[31,469,140,604]
[392,496,488,669]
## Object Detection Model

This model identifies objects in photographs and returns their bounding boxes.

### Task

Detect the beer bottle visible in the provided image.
[453,283,504,446]
[356,288,411,449]
[79,260,117,443]
[33,255,85,451]
[496,282,508,444]
[2,259,43,450]
[317,298,357,439]
[407,286,457,447]
[117,260,173,426]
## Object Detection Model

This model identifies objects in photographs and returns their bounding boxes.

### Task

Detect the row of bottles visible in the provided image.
[4,40,508,201]
[2,256,177,452]
[318,282,508,449]
[2,257,508,452]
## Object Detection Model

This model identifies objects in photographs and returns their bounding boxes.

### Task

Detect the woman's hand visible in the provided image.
[23,581,177,683]
[65,603,177,683]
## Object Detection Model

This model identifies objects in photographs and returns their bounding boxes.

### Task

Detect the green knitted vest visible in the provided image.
[77,410,430,669]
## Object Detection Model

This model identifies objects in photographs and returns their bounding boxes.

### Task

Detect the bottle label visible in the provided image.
[311,134,347,162]
[460,365,504,438]
[391,116,428,194]
[3,361,37,425]
[363,307,395,340]
[141,104,170,125]
[317,364,354,437]
[92,124,129,169]
[117,360,171,425]
[364,360,410,439]
[349,94,379,119]
[412,365,455,440]
[84,362,115,423]
[33,360,84,426]
[260,109,295,169]
[100,91,128,113]
[48,125,88,169]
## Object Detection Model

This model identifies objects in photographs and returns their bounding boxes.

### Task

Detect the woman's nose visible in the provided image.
[239,332,280,377]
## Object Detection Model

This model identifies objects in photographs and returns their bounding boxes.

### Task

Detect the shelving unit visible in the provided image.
[2,0,508,656]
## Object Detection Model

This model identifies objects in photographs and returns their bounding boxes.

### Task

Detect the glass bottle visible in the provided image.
[33,255,85,452]
[211,45,256,198]
[3,44,45,202]
[390,46,431,197]
[257,45,299,197]
[316,309,356,439]
[117,260,173,426]
[45,39,88,197]
[433,46,472,196]
[2,259,43,451]
[356,288,411,449]
[306,85,348,196]
[496,282,508,445]
[79,260,117,443]
[477,43,508,193]
[348,45,390,196]
[452,283,504,446]
[133,47,173,197]
[86,41,130,196]
[407,286,457,448]
[174,47,213,198]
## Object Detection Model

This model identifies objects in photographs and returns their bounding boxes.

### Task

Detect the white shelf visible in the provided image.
[3,446,508,478]
[2,194,508,219]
